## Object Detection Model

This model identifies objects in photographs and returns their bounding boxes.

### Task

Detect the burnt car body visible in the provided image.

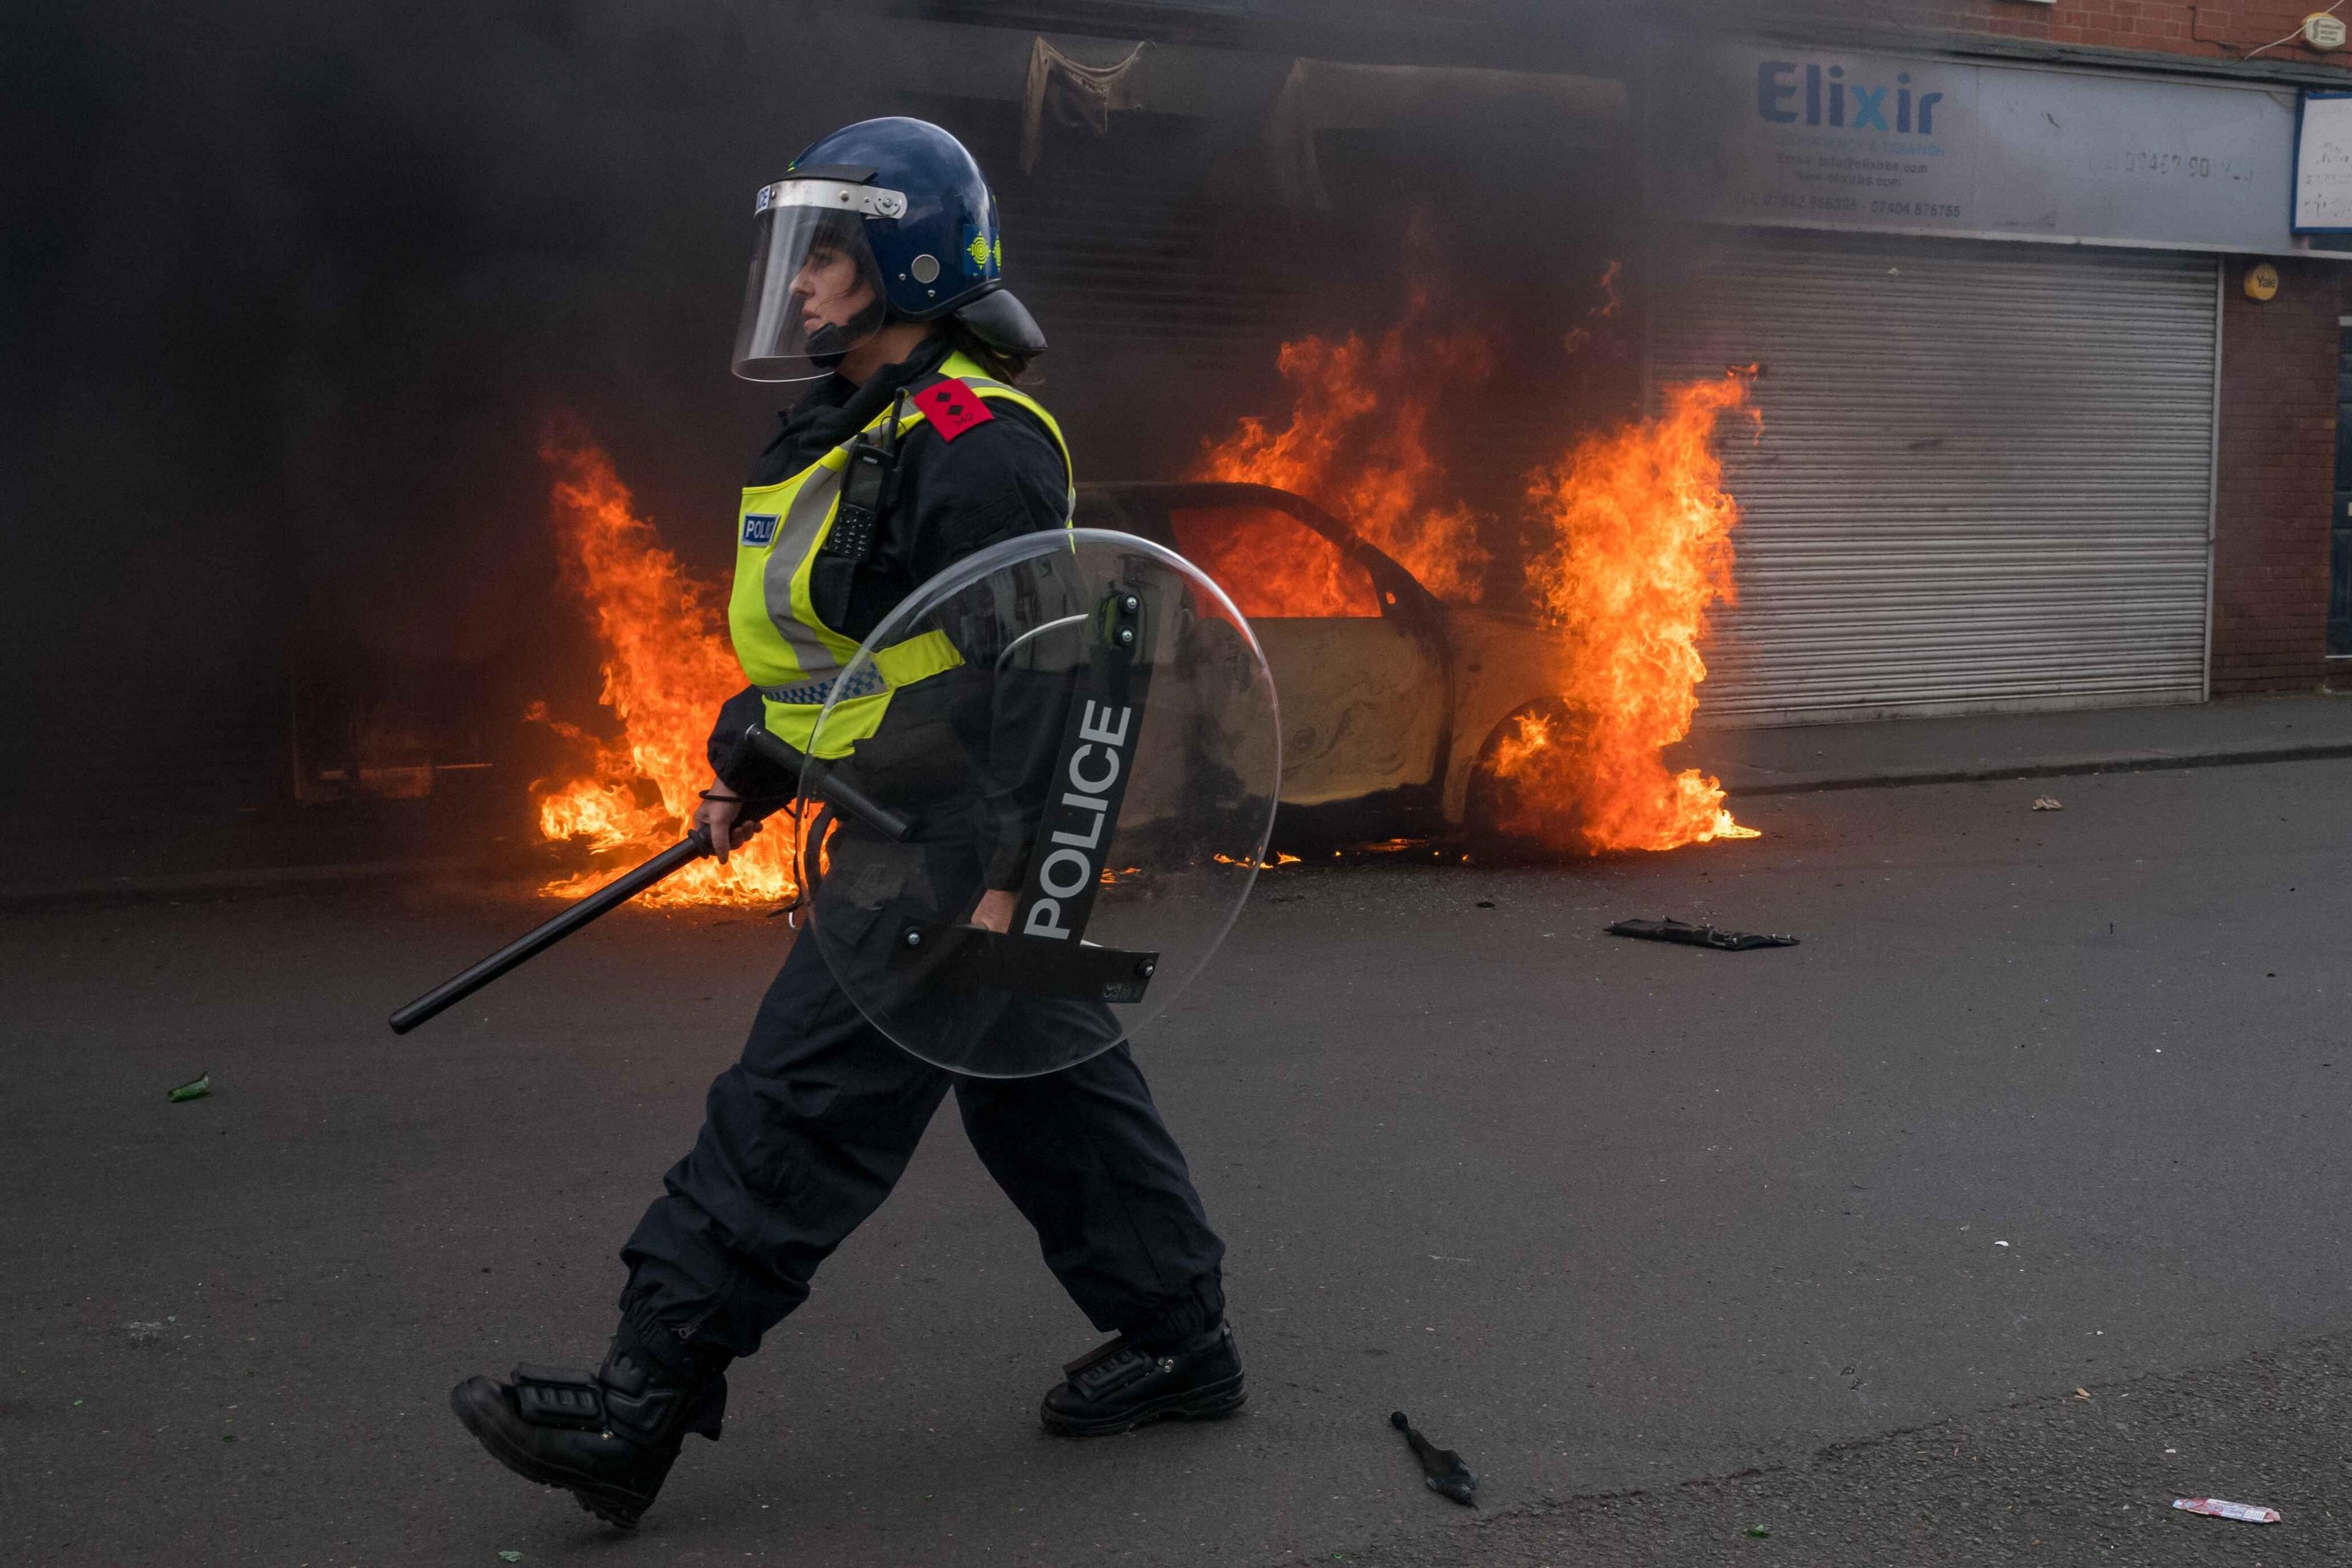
[1074,481,1574,845]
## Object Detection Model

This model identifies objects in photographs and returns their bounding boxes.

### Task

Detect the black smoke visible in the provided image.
[0,0,1667,835]
[1,1,892,820]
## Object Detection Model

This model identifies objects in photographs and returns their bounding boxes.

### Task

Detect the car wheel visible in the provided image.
[1461,696,1599,862]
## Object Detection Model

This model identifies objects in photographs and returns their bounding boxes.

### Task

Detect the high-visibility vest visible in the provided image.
[728,350,1073,759]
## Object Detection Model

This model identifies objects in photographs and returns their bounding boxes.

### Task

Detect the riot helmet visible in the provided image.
[732,117,1046,381]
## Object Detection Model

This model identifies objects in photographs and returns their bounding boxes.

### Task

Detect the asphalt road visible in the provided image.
[4,758,2348,1565]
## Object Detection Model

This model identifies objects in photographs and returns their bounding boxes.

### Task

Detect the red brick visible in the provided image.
[2211,258,2338,696]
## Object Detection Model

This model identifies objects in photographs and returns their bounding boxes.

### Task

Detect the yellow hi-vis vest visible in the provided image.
[728,350,1073,760]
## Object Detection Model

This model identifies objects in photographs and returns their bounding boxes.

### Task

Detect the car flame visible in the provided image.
[1194,303,1758,854]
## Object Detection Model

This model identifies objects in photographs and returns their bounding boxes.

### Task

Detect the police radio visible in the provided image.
[820,391,906,564]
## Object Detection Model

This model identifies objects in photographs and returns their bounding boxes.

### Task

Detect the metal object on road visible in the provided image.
[1390,1410,1477,1506]
[1607,917,1799,951]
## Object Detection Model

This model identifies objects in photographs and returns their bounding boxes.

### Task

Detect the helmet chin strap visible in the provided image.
[807,299,895,373]
[805,320,852,371]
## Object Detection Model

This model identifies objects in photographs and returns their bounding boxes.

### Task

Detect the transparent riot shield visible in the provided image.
[793,528,1280,1077]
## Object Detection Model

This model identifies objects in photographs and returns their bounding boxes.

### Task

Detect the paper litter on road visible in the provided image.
[2172,1497,2280,1523]
[2033,797,2064,811]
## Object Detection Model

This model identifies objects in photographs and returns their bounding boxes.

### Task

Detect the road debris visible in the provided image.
[498,1552,524,1562]
[2172,1497,2279,1523]
[1390,1411,1477,1506]
[166,1072,211,1103]
[1745,1525,1770,1537]
[1607,918,1798,951]
[2033,797,2064,811]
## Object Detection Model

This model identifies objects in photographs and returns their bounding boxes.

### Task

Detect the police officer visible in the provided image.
[450,119,1239,1529]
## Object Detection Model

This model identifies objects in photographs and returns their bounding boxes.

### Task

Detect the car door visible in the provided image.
[1163,494,1449,813]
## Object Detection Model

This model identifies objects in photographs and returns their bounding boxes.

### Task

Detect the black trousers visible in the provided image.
[617,930,1226,1370]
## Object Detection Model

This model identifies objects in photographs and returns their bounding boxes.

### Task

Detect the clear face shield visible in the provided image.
[730,178,905,382]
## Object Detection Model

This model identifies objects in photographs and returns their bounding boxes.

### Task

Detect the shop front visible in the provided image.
[1651,44,2335,722]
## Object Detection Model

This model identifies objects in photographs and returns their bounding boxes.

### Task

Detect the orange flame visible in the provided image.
[1196,293,1758,856]
[1593,259,1624,319]
[1562,258,1626,358]
[1193,310,1491,605]
[529,428,802,905]
[1496,371,1759,852]
[1212,851,1303,870]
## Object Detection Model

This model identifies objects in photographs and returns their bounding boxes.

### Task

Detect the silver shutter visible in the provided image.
[1649,230,2217,725]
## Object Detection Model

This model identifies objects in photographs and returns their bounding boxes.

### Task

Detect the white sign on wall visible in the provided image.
[1663,46,2305,254]
[2293,91,2352,232]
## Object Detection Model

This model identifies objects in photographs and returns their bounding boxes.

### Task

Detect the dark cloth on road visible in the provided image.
[1605,918,1799,951]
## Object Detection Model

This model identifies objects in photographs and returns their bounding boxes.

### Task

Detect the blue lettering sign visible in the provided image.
[1757,61,1800,124]
[1758,60,1944,138]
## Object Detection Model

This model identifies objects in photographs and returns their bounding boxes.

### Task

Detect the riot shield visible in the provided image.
[793,528,1280,1077]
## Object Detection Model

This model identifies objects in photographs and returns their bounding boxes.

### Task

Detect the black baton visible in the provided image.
[388,828,717,1035]
[388,742,914,1035]
[744,727,914,844]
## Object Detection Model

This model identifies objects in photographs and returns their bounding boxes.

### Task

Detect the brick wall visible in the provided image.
[1751,1,2352,64]
[2209,258,2340,695]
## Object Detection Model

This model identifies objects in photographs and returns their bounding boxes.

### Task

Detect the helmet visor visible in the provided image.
[730,178,900,382]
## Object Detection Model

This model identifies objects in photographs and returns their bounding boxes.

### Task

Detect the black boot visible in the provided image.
[450,1336,726,1529]
[1040,1322,1245,1437]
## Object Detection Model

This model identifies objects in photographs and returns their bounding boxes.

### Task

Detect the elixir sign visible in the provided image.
[1736,53,1971,225]
[1665,46,2301,254]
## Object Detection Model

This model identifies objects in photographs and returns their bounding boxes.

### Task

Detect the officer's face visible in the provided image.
[791,244,875,334]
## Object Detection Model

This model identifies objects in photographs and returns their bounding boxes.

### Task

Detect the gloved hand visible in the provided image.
[693,785,764,864]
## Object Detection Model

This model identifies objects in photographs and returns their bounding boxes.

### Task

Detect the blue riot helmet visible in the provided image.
[731,117,1047,381]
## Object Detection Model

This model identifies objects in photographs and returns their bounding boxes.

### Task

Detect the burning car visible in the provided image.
[522,361,1755,905]
[1075,480,1577,847]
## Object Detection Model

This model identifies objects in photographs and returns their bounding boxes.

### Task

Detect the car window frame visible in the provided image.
[1073,481,1443,628]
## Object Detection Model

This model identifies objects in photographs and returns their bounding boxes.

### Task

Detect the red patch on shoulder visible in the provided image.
[911,378,995,442]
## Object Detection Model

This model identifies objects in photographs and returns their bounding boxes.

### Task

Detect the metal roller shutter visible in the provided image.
[1650,230,2218,725]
